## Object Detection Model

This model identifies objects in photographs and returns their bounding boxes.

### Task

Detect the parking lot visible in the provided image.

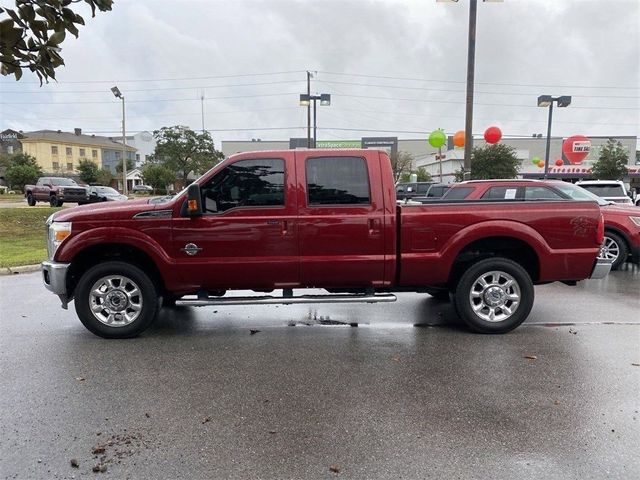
[0,265,638,479]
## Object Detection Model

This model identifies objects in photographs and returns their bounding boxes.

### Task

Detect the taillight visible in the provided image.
[596,213,604,245]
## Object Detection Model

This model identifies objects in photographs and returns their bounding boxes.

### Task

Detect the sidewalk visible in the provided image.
[0,264,41,275]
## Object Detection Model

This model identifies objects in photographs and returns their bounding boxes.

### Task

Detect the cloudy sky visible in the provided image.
[1,0,638,149]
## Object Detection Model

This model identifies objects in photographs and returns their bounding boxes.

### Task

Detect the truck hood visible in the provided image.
[602,203,640,215]
[52,197,171,222]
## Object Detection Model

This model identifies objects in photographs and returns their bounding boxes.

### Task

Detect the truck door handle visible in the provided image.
[282,220,288,235]
[368,218,378,235]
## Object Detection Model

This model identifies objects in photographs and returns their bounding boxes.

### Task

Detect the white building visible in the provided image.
[119,131,156,167]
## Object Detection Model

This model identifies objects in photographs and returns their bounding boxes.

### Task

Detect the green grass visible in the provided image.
[0,193,25,202]
[0,207,61,268]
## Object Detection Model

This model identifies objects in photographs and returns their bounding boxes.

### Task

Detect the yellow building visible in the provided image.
[20,129,136,175]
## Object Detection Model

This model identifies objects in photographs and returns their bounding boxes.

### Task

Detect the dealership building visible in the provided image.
[222,135,639,191]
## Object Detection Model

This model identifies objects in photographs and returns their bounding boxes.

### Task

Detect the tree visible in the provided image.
[153,126,223,186]
[469,144,521,180]
[95,168,113,186]
[389,151,413,185]
[591,138,629,180]
[141,163,175,193]
[115,157,135,174]
[77,158,99,184]
[5,153,42,190]
[1,0,113,83]
[415,167,432,182]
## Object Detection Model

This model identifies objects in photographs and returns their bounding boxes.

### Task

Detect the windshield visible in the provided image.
[553,183,609,206]
[579,184,626,198]
[96,187,120,195]
[51,178,78,186]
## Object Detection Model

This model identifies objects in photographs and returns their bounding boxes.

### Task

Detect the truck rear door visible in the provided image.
[295,150,390,288]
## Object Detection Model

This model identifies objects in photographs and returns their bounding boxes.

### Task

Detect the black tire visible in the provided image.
[27,193,36,206]
[599,231,628,271]
[49,195,58,207]
[454,258,534,334]
[74,261,159,339]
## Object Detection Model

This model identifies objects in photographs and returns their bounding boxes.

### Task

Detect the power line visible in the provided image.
[0,79,304,94]
[11,70,306,85]
[316,70,640,91]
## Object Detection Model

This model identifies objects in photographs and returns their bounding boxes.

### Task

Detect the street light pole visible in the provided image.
[543,101,553,179]
[299,93,331,149]
[463,0,478,181]
[111,86,127,195]
[537,95,572,179]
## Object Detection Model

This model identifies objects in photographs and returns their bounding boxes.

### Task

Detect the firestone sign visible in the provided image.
[0,132,18,141]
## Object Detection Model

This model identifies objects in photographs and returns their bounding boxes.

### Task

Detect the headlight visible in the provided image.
[630,216,640,227]
[47,221,72,259]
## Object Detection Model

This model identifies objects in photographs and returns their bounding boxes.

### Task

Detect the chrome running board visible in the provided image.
[176,292,397,307]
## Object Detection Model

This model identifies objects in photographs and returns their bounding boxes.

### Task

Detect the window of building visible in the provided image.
[92,150,98,158]
[7,146,13,154]
[115,151,121,160]
[79,148,85,157]
[136,154,140,162]
[66,163,73,171]
[66,147,72,156]
[200,158,285,213]
[306,156,370,205]
[52,162,59,170]
[51,146,58,155]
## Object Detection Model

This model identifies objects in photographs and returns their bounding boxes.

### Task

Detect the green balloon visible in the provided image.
[428,130,447,148]
[531,157,540,165]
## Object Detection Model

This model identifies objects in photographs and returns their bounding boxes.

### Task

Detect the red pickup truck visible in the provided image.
[25,177,88,207]
[41,149,609,338]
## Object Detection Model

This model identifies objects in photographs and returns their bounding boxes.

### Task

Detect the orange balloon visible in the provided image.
[453,130,465,148]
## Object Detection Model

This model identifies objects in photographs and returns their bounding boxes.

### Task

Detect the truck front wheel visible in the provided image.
[74,261,159,339]
[454,258,534,334]
[50,196,62,207]
[27,194,36,206]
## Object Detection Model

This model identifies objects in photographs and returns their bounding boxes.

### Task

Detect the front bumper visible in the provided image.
[589,258,612,279]
[42,261,71,308]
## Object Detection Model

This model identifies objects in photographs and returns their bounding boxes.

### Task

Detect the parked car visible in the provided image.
[25,177,88,207]
[444,179,640,270]
[576,180,633,205]
[78,186,128,205]
[41,149,607,338]
[412,183,451,202]
[395,181,435,200]
[132,184,153,193]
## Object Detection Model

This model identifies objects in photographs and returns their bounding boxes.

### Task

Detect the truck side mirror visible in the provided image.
[182,183,203,217]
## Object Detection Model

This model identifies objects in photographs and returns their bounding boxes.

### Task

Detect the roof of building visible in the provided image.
[20,130,136,151]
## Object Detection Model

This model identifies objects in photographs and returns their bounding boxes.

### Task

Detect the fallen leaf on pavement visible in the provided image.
[524,355,537,360]
[330,464,341,474]
[70,459,79,468]
[250,329,261,335]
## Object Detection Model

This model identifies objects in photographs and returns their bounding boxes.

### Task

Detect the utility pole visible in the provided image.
[200,91,205,134]
[463,0,478,181]
[306,71,312,148]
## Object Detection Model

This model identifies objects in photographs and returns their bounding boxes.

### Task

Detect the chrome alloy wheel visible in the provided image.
[598,237,619,263]
[469,270,521,323]
[89,275,143,327]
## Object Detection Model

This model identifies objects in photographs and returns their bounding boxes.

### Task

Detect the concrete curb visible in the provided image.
[1,264,41,276]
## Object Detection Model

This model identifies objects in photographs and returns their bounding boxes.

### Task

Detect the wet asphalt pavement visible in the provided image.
[0,265,638,479]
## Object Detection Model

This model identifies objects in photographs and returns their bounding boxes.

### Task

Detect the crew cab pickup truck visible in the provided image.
[25,177,88,207]
[41,149,610,339]
[444,179,640,270]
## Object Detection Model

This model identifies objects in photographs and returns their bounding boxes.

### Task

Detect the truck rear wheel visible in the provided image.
[454,258,533,334]
[599,231,628,271]
[27,194,36,206]
[74,261,159,339]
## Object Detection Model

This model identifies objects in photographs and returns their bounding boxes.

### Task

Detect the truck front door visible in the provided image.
[171,154,299,292]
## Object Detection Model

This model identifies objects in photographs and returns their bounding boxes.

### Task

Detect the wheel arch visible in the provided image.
[447,236,540,288]
[66,243,166,299]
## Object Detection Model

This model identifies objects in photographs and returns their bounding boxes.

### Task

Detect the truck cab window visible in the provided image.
[200,158,285,213]
[306,156,370,205]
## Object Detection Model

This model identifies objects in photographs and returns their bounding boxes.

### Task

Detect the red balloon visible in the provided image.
[555,159,564,166]
[484,126,502,144]
[562,135,591,165]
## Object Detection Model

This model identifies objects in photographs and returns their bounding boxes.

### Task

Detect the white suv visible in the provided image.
[575,180,634,205]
